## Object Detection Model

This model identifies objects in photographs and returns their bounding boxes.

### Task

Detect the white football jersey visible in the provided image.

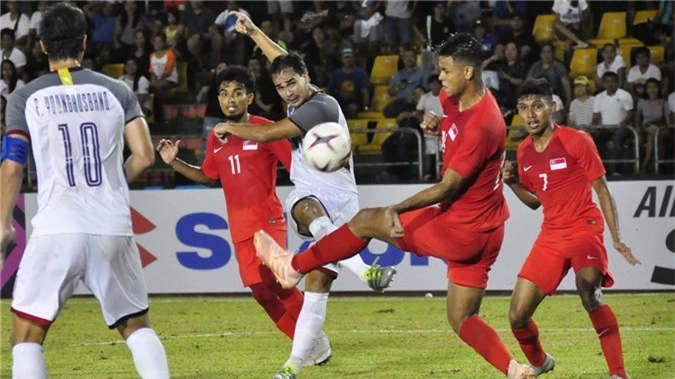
[287,93,357,196]
[5,68,143,236]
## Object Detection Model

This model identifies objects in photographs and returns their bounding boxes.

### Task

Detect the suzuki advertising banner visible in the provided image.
[16,181,674,294]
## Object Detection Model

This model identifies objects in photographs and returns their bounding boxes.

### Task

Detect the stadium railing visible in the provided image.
[654,125,674,174]
[349,126,425,181]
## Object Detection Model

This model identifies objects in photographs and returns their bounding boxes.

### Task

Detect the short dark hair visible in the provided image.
[517,78,553,100]
[643,78,662,99]
[428,74,440,84]
[1,28,15,40]
[434,32,485,67]
[634,46,650,58]
[269,53,308,77]
[602,43,616,52]
[217,65,256,94]
[602,71,619,81]
[39,2,87,61]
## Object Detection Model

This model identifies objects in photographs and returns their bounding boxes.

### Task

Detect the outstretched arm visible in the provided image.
[591,176,640,265]
[156,139,217,186]
[391,168,466,214]
[214,118,301,143]
[233,11,287,63]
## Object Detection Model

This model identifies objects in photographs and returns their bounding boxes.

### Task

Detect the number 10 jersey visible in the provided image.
[5,67,144,237]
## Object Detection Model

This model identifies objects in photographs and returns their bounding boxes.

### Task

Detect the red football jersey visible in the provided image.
[517,125,606,232]
[201,115,292,242]
[437,89,509,232]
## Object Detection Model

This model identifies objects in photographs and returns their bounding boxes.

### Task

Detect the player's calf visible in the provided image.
[119,315,170,379]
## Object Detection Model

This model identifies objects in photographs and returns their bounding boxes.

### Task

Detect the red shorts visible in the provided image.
[397,206,504,289]
[233,227,287,287]
[518,225,614,295]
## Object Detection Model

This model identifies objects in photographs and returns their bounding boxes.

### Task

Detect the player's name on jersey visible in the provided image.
[36,91,112,116]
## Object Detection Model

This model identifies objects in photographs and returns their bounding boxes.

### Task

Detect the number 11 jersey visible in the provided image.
[6,67,142,237]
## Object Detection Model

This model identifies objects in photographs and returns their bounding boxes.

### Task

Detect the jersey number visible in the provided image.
[538,173,548,191]
[228,154,241,175]
[493,152,506,191]
[58,123,102,187]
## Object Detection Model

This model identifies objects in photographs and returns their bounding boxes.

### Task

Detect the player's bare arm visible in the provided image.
[214,118,300,143]
[503,161,541,210]
[0,134,28,263]
[123,117,155,183]
[233,11,287,64]
[156,139,217,186]
[591,177,640,266]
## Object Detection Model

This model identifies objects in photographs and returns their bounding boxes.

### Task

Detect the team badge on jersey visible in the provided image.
[549,157,567,170]
[243,140,258,151]
[449,123,459,141]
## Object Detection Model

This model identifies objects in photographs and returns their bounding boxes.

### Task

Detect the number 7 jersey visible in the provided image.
[5,68,143,237]
[517,125,606,233]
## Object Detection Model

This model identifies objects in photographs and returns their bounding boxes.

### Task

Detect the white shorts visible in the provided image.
[11,234,149,329]
[286,187,360,276]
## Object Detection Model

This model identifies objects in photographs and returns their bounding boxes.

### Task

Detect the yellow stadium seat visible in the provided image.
[633,10,658,25]
[533,14,557,45]
[357,85,392,119]
[102,63,124,79]
[588,39,615,48]
[618,37,644,47]
[511,114,525,126]
[167,62,188,97]
[552,40,567,62]
[370,55,399,85]
[570,48,598,77]
[616,45,633,69]
[506,115,526,151]
[359,118,397,154]
[647,45,665,64]
[596,12,627,40]
[346,119,369,149]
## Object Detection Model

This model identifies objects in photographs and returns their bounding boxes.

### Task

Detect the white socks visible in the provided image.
[125,327,170,379]
[288,291,329,371]
[13,342,47,379]
[308,216,370,282]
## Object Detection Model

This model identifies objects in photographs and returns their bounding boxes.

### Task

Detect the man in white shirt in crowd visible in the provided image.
[0,0,30,50]
[593,71,635,175]
[627,47,662,99]
[595,43,626,91]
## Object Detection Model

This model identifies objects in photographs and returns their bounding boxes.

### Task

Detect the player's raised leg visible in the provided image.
[509,278,555,376]
[576,267,629,379]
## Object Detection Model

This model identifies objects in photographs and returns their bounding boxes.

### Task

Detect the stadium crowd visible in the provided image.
[1,0,674,187]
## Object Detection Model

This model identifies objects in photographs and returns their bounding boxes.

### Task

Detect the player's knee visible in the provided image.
[446,310,468,333]
[304,271,333,293]
[10,318,48,346]
[508,304,531,328]
[575,277,603,312]
[350,208,385,237]
[117,314,151,340]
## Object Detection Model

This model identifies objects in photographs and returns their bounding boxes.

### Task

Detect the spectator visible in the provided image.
[296,1,330,48]
[415,74,443,180]
[595,43,626,91]
[24,40,49,81]
[81,55,100,72]
[552,0,590,50]
[0,59,24,102]
[593,71,635,175]
[383,47,428,118]
[82,0,118,64]
[266,0,294,44]
[422,1,455,49]
[330,0,357,39]
[211,1,250,66]
[128,29,152,79]
[178,0,216,69]
[0,29,26,78]
[498,12,536,67]
[321,21,353,71]
[114,0,147,56]
[447,0,481,33]
[0,0,30,51]
[635,78,670,173]
[627,47,662,99]
[491,0,527,34]
[27,1,48,52]
[149,33,178,121]
[119,57,152,118]
[164,8,181,52]
[327,48,370,119]
[353,0,384,60]
[528,43,572,105]
[301,26,330,87]
[252,19,288,57]
[474,19,500,61]
[247,56,284,120]
[568,75,595,128]
[384,0,414,51]
[496,41,526,114]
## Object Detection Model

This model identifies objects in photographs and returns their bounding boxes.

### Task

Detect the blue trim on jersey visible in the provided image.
[0,135,29,165]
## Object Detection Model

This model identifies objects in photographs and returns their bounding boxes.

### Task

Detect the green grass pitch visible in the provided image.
[1,293,673,378]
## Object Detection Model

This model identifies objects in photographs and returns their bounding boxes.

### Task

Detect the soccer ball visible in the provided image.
[301,122,352,172]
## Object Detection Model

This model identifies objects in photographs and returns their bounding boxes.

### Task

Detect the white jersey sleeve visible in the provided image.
[5,68,143,237]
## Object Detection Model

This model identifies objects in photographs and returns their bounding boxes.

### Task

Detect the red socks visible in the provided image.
[512,319,547,367]
[459,315,513,374]
[291,224,367,274]
[279,287,304,321]
[250,282,299,340]
[274,312,297,340]
[590,305,627,378]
